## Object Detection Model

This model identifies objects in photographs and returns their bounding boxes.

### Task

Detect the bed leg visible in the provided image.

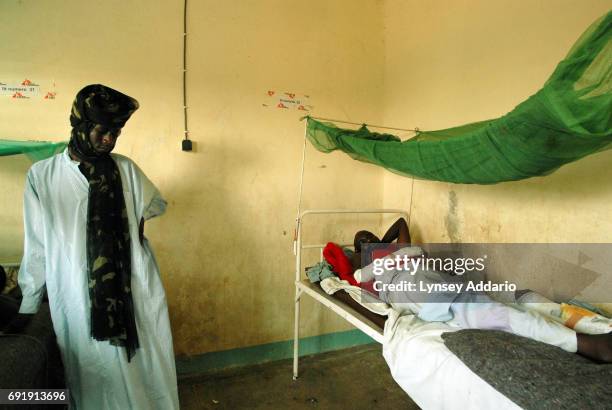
[293,287,302,380]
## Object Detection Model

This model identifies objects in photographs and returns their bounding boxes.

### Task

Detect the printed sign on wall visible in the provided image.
[0,79,56,100]
[262,90,313,111]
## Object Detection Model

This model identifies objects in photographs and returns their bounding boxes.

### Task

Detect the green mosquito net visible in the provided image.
[0,139,67,162]
[306,11,611,184]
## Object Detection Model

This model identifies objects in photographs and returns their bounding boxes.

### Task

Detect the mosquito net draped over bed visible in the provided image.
[305,11,611,184]
[0,140,67,162]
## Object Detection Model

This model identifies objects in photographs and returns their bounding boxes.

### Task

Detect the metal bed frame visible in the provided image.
[292,208,408,379]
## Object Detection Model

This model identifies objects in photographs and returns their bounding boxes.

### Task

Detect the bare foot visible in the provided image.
[577,332,612,363]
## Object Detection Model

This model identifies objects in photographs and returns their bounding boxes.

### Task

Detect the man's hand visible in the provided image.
[2,313,34,334]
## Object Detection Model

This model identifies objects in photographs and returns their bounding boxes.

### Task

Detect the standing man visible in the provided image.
[15,84,179,409]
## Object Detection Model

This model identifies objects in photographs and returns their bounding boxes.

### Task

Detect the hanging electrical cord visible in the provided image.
[181,0,192,151]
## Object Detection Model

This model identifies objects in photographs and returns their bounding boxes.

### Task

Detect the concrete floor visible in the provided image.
[178,344,420,410]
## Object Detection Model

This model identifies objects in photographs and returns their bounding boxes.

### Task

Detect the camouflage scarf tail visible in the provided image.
[70,84,140,361]
[81,158,139,361]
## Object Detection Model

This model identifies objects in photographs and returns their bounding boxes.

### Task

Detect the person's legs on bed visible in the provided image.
[450,294,612,362]
[450,293,577,351]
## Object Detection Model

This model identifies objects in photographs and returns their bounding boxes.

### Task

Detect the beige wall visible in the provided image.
[0,0,386,355]
[2,0,610,356]
[381,1,612,307]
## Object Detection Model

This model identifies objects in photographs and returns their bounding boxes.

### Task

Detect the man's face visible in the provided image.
[89,124,121,154]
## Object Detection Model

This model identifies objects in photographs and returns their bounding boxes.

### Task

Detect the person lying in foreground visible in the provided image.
[349,218,612,363]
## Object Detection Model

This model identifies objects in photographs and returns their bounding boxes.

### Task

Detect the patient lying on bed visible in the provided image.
[348,218,612,363]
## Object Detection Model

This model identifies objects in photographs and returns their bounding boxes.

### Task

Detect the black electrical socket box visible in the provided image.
[182,139,192,151]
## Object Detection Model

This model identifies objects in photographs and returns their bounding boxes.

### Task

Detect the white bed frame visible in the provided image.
[292,208,409,379]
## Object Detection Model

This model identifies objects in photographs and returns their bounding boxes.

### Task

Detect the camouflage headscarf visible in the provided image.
[69,84,139,162]
[69,84,140,361]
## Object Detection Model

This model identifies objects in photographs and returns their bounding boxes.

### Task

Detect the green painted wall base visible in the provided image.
[176,329,375,376]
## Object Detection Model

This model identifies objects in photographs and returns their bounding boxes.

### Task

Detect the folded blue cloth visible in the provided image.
[306,261,336,283]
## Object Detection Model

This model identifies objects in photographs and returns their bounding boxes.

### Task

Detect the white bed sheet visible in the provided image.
[382,310,521,410]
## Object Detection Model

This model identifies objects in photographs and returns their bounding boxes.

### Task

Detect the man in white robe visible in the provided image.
[14,84,179,409]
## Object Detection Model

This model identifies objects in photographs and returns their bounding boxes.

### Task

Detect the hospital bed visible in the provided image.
[291,209,523,409]
[292,209,404,379]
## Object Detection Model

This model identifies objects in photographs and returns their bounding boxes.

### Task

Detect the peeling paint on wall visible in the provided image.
[445,190,461,243]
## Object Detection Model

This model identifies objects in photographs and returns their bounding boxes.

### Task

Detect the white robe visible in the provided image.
[18,149,179,410]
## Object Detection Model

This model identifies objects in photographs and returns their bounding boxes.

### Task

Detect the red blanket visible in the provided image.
[323,242,358,286]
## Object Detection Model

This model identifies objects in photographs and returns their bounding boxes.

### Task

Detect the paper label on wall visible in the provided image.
[0,79,41,98]
[262,90,313,111]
